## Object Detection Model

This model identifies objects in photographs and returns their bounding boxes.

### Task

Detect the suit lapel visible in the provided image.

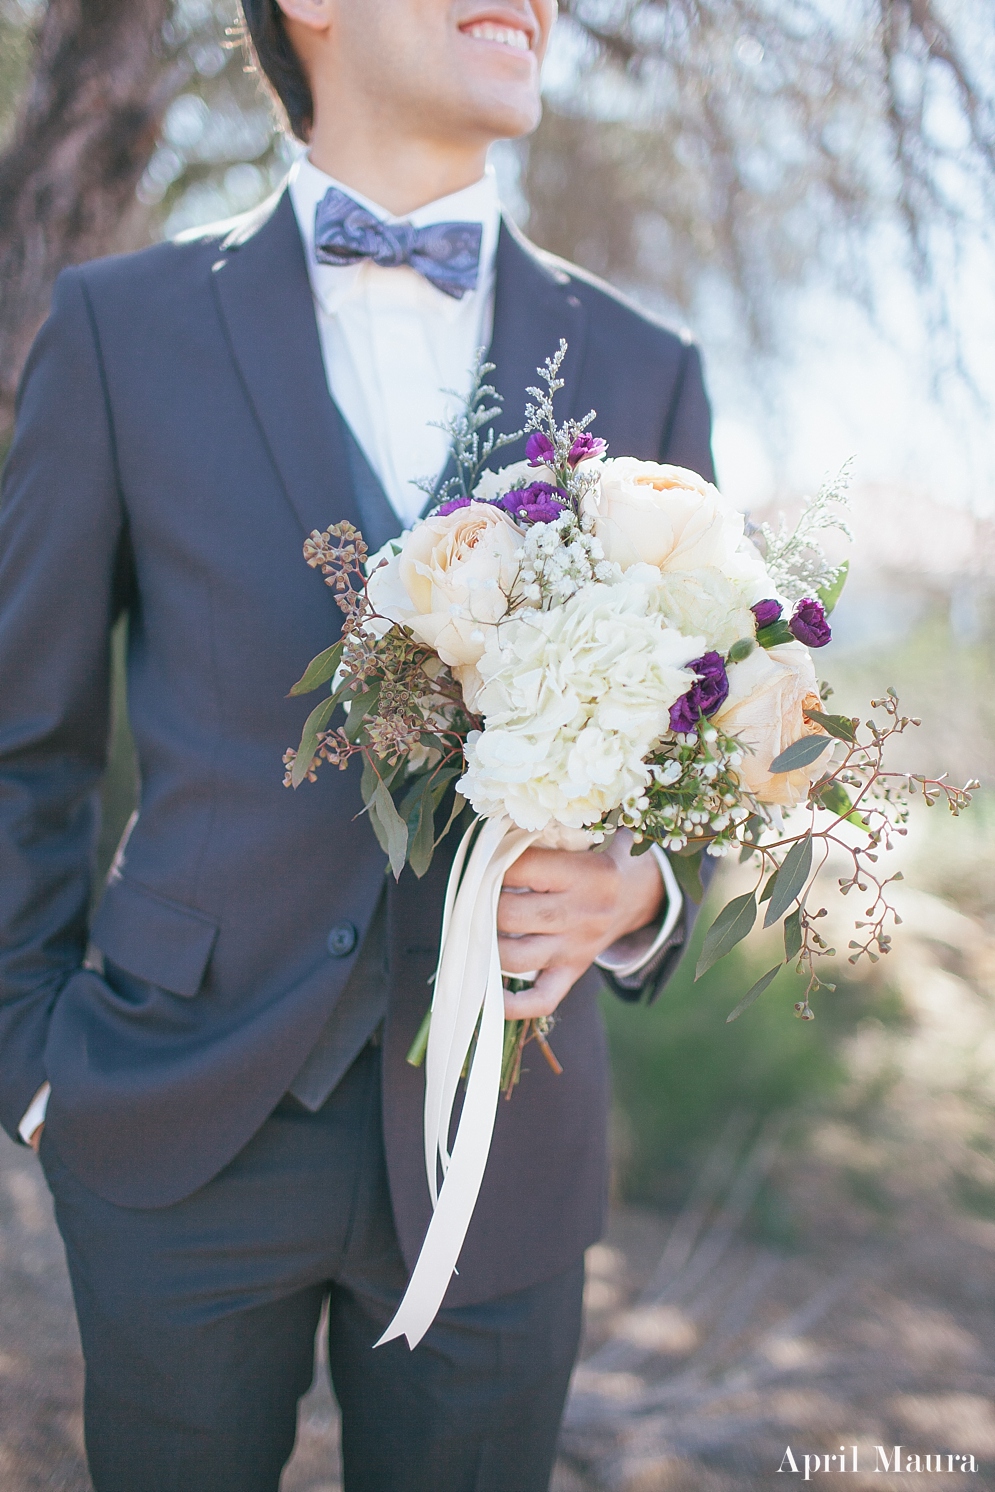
[485,219,588,459]
[210,190,361,540]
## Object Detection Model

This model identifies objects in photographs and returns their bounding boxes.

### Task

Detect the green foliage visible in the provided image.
[817,559,850,615]
[803,709,857,743]
[695,890,756,978]
[287,640,343,697]
[764,833,813,926]
[600,895,869,1210]
[725,964,781,1023]
[768,735,832,773]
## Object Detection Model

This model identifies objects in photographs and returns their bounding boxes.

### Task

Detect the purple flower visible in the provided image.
[496,481,567,525]
[435,495,473,516]
[668,651,730,734]
[788,597,832,648]
[567,432,607,466]
[525,431,556,467]
[751,598,783,629]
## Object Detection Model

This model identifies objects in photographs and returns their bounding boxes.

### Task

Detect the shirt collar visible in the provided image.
[288,154,501,319]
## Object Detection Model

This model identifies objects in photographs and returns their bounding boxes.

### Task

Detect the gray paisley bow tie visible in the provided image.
[314,186,483,300]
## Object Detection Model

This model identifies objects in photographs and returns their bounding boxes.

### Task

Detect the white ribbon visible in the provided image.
[376,814,539,1350]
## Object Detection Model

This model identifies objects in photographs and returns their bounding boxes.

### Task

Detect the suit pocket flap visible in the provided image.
[89,877,219,998]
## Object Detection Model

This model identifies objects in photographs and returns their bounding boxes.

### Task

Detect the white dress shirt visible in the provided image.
[288,155,501,528]
[18,161,678,1144]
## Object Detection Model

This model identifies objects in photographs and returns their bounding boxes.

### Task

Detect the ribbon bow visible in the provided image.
[314,185,482,300]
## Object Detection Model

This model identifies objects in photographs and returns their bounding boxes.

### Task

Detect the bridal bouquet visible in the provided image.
[285,343,976,1346]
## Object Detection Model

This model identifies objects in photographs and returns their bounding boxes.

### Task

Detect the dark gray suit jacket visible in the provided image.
[0,189,714,1305]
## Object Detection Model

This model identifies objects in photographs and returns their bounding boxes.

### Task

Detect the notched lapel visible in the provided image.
[209,190,361,541]
[485,220,589,460]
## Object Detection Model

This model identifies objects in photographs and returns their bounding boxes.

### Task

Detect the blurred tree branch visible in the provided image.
[531,0,995,353]
[0,0,175,434]
[1,0,993,439]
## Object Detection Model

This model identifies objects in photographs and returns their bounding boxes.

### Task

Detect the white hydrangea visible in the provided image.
[458,574,703,831]
[653,565,760,654]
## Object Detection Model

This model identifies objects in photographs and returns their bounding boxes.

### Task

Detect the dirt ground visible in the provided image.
[3,886,995,1491]
[3,1134,995,1492]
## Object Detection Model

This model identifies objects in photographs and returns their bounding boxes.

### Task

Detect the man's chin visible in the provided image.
[450,88,543,145]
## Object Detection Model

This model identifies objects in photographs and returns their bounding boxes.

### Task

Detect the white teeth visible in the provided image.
[464,21,530,50]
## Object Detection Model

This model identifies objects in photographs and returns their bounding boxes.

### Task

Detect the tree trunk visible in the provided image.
[0,0,175,436]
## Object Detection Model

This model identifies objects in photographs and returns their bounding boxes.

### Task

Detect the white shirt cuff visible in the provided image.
[595,845,684,980]
[18,1082,50,1145]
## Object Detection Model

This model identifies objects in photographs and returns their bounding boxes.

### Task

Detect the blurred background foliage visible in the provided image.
[1,0,994,1238]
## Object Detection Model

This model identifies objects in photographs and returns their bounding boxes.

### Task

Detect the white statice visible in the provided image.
[458,574,703,832]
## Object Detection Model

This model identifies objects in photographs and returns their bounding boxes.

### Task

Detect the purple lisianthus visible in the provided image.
[567,432,607,466]
[525,431,556,466]
[668,651,730,734]
[788,597,832,648]
[496,481,567,525]
[751,598,783,629]
[434,495,473,516]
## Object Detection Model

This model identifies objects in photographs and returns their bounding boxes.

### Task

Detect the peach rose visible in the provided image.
[366,503,524,671]
[713,642,828,807]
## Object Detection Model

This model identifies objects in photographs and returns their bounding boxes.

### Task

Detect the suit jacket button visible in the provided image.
[327,921,358,957]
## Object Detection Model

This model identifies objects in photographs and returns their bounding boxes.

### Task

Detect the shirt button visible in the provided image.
[327,921,358,957]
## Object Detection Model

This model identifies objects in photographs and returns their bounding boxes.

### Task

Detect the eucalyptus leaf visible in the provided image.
[764,834,813,927]
[815,780,855,817]
[769,735,832,773]
[344,684,380,744]
[290,695,338,788]
[408,792,437,879]
[803,709,856,743]
[696,891,757,979]
[288,640,344,698]
[784,907,803,962]
[372,779,408,880]
[817,559,849,615]
[726,965,782,1023]
[669,847,704,905]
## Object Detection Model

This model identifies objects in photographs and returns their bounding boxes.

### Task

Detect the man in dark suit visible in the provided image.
[0,2,715,1488]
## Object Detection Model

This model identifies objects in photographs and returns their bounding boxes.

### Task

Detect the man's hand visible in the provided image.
[498,835,664,1020]
[28,1123,44,1154]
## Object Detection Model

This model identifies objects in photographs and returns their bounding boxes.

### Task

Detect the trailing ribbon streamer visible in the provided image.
[376,814,539,1350]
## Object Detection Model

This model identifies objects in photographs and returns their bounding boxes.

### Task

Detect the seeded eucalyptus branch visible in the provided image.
[688,689,978,1024]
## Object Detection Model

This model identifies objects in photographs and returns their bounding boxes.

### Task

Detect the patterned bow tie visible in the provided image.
[313,186,483,300]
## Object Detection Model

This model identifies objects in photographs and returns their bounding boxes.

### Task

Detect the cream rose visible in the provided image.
[366,503,524,672]
[713,642,828,807]
[584,458,769,595]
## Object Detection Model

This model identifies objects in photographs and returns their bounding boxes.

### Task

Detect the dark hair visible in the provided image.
[240,1,313,142]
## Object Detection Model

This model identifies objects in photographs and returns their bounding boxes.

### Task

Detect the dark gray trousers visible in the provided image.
[40,1043,585,1492]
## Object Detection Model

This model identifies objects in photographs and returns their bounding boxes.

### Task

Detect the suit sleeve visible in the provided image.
[600,337,717,1006]
[0,267,129,1140]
